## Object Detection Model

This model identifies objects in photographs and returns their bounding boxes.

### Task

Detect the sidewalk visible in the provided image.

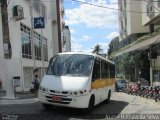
[0,90,38,105]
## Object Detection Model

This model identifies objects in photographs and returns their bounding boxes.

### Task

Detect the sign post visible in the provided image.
[33,17,45,77]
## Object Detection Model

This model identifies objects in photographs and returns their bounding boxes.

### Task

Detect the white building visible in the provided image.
[118,0,149,41]
[142,0,160,86]
[0,0,65,97]
[51,0,65,54]
[116,0,160,85]
[50,0,71,53]
[62,26,71,52]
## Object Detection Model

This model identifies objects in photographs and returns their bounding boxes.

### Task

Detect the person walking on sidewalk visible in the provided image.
[31,74,40,97]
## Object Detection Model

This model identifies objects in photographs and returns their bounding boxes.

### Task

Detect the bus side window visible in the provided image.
[101,60,108,79]
[110,64,115,78]
[92,58,100,81]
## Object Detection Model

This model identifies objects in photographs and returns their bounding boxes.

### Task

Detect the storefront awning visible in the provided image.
[114,34,160,57]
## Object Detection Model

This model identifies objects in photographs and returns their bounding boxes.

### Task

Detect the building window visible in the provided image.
[32,0,40,13]
[21,23,32,59]
[42,37,48,61]
[158,0,160,8]
[147,0,154,17]
[40,4,46,18]
[156,42,160,56]
[34,32,41,60]
[25,0,31,4]
[153,70,160,82]
[32,0,46,19]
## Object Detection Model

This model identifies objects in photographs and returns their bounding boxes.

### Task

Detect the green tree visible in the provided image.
[92,44,103,54]
[115,53,136,81]
[107,37,119,57]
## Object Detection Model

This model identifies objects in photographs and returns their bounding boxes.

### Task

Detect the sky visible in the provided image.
[63,0,119,53]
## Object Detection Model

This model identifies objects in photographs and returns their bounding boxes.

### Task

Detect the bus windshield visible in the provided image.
[46,54,94,77]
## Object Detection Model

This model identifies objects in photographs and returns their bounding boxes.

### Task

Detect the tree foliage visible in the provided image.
[107,37,119,56]
[92,44,103,54]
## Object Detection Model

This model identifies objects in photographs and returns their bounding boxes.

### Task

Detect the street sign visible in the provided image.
[34,17,45,29]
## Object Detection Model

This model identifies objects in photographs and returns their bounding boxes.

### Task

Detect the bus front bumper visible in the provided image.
[38,91,91,108]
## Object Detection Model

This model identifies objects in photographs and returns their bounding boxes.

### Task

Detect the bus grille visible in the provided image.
[45,96,72,104]
[50,90,68,95]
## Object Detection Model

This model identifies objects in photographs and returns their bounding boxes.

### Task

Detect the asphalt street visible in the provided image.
[0,92,160,120]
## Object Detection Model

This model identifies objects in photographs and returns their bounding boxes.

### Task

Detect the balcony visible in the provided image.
[144,15,160,26]
[145,2,160,26]
[114,28,160,57]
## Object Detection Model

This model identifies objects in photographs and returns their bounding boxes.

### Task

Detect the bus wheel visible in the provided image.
[88,95,95,110]
[42,103,53,110]
[105,91,111,104]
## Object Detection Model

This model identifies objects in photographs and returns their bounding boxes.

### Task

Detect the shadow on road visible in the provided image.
[0,100,129,120]
[39,100,129,120]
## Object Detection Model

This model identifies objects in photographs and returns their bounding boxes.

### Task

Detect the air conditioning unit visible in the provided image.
[13,5,24,20]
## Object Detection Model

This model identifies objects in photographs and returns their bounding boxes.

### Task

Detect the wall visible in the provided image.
[0,7,5,89]
[1,0,54,92]
[63,27,71,52]
[127,0,149,35]
[142,1,160,26]
[51,1,59,56]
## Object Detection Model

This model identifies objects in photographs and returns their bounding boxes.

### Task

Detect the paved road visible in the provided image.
[0,92,160,120]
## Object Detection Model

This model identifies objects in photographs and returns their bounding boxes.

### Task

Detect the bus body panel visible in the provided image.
[38,75,92,108]
[91,78,115,106]
[38,52,115,109]
[40,75,91,91]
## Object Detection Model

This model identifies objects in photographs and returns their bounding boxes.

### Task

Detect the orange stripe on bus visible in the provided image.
[91,78,115,89]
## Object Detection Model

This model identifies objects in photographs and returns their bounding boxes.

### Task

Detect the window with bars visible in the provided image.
[20,23,32,59]
[34,31,41,60]
[42,37,48,61]
[20,23,48,61]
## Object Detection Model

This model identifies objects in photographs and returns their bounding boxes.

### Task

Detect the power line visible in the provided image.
[71,0,160,13]
[22,0,160,14]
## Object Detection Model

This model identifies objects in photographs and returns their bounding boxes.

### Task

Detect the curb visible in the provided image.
[0,98,38,105]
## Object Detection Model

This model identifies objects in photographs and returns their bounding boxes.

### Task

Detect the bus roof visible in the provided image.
[57,52,115,65]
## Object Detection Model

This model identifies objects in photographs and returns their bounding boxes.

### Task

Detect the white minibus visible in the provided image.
[38,52,115,110]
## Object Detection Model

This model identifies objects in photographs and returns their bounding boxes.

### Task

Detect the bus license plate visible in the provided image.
[52,96,62,101]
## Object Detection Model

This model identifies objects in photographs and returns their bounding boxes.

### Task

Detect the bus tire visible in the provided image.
[42,103,53,110]
[105,90,111,104]
[88,95,95,110]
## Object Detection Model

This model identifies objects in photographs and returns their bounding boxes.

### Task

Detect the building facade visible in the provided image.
[118,0,149,42]
[62,26,71,52]
[0,0,66,96]
[116,0,160,85]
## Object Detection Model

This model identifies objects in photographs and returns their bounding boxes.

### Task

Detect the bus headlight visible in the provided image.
[74,90,88,96]
[80,91,83,94]
[39,86,49,92]
[74,91,78,95]
[69,90,88,96]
